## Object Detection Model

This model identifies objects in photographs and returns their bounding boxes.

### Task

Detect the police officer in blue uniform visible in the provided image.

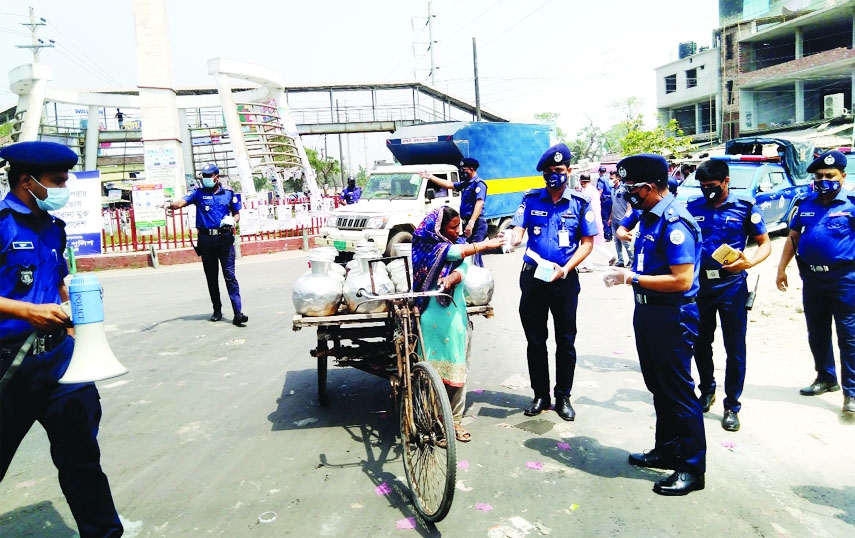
[777,150,855,415]
[341,176,361,204]
[165,164,248,326]
[606,153,706,496]
[508,143,596,420]
[420,157,488,266]
[0,141,124,537]
[597,166,613,241]
[688,159,771,432]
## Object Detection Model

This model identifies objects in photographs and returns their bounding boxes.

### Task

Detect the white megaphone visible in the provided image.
[59,274,128,384]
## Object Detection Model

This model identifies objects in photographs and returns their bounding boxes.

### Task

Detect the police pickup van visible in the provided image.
[316,121,550,256]
[677,137,814,233]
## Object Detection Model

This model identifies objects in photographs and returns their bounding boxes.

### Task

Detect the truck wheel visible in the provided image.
[497,218,513,235]
[386,231,413,256]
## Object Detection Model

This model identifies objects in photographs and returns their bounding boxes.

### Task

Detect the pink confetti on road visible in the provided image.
[472,389,485,393]
[457,460,469,470]
[396,517,417,530]
[375,482,392,495]
[612,350,625,355]
[721,441,737,449]
[526,461,543,470]
[557,442,571,451]
[476,503,493,512]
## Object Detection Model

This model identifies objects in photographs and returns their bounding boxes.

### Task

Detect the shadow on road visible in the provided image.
[793,485,855,525]
[524,435,662,483]
[574,387,653,413]
[0,500,77,537]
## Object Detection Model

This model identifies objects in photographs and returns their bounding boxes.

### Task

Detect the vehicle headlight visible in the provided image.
[325,216,338,228]
[364,216,388,229]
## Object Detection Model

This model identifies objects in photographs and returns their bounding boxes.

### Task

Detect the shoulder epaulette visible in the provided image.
[569,190,590,204]
[686,195,705,207]
[732,192,756,206]
[523,189,540,198]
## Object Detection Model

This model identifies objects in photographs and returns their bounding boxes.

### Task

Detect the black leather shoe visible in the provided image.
[210,311,223,322]
[523,397,551,416]
[233,313,249,327]
[653,471,705,496]
[699,392,716,412]
[628,449,675,470]
[799,379,840,396]
[554,396,575,421]
[722,409,740,431]
[843,396,855,415]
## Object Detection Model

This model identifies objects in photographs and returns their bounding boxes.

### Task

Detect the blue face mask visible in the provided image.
[544,172,567,189]
[202,177,216,189]
[29,176,70,211]
[814,180,840,194]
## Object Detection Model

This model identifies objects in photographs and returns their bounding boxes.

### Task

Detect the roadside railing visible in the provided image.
[100,196,341,254]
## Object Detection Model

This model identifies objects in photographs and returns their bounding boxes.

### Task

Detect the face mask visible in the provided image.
[544,172,567,189]
[202,177,216,189]
[29,176,70,211]
[623,184,648,209]
[814,180,840,194]
[700,184,724,203]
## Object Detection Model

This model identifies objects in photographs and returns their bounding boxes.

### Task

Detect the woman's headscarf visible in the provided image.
[411,207,465,310]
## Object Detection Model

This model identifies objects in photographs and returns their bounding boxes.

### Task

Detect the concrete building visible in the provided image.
[657,0,855,146]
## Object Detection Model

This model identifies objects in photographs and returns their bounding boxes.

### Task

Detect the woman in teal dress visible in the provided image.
[412,206,501,442]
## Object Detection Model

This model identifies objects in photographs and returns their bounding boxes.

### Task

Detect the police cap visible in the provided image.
[616,154,669,187]
[201,163,220,176]
[536,143,572,171]
[459,157,479,170]
[807,150,847,173]
[598,166,607,173]
[0,141,78,172]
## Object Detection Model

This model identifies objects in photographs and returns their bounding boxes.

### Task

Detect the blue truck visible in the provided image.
[316,121,551,255]
[677,136,814,232]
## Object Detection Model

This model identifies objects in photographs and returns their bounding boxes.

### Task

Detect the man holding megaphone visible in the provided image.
[0,142,123,537]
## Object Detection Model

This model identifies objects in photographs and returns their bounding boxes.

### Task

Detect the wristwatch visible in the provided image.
[631,274,640,285]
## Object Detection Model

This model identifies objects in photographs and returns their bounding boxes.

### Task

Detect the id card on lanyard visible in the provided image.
[558,229,570,248]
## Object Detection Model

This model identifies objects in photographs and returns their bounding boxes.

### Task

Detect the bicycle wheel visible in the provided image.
[399,361,456,522]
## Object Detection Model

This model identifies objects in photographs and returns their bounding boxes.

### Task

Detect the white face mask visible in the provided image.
[28,176,70,211]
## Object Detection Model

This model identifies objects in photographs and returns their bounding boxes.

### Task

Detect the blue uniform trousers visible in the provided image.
[634,301,706,475]
[518,268,579,399]
[694,276,749,412]
[801,268,855,397]
[0,337,123,537]
[463,216,487,267]
[198,233,242,315]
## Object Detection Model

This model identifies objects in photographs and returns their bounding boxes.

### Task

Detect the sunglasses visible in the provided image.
[626,183,651,192]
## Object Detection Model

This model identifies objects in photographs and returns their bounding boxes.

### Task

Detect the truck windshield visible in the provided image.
[681,166,755,190]
[363,173,422,200]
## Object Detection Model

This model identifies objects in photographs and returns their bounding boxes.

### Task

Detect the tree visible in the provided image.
[609,97,694,157]
[567,118,607,163]
[534,112,567,142]
[305,147,341,195]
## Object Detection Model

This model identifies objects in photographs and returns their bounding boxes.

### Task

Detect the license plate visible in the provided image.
[333,240,347,251]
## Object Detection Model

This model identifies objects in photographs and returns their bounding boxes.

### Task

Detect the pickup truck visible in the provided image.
[676,137,814,233]
[316,121,550,255]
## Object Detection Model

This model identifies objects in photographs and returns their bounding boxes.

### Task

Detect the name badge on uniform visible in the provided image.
[12,241,34,249]
[531,210,548,217]
[636,253,644,273]
[558,229,570,247]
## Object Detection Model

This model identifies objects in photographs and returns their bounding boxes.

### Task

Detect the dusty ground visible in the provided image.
[0,234,853,537]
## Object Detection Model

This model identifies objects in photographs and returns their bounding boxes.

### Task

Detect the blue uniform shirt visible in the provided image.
[342,185,361,204]
[597,174,611,199]
[511,187,598,266]
[631,194,701,298]
[184,187,241,230]
[0,193,69,340]
[454,173,487,220]
[790,189,855,265]
[687,192,766,272]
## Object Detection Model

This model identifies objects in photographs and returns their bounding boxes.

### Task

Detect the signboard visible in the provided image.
[50,170,102,256]
[132,183,166,228]
[144,148,179,197]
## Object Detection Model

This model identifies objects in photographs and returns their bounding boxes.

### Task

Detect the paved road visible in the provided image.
[1,236,853,537]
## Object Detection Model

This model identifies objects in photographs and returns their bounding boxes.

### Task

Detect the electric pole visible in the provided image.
[16,7,54,63]
[473,37,481,122]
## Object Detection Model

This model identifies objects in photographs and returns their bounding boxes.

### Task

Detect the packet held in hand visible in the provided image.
[602,269,621,287]
[498,230,515,253]
[711,243,739,265]
[526,248,555,282]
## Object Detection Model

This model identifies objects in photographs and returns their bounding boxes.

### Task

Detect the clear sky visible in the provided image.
[0,0,720,166]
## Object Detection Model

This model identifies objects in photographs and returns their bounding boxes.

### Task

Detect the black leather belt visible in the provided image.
[700,269,743,280]
[198,228,220,236]
[0,329,68,360]
[797,260,855,273]
[522,262,536,271]
[634,293,696,306]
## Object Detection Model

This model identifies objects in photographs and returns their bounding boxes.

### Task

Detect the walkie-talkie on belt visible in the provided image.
[745,275,760,310]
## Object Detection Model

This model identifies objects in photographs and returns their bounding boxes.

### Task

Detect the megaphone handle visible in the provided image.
[0,332,37,392]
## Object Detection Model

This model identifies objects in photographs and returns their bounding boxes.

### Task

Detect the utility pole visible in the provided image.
[16,7,54,63]
[428,1,437,119]
[473,37,481,122]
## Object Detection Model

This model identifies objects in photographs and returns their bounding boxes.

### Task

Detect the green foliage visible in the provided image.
[534,112,567,142]
[305,147,341,193]
[355,165,369,186]
[610,97,694,157]
[0,121,12,138]
[567,119,606,163]
[253,175,272,192]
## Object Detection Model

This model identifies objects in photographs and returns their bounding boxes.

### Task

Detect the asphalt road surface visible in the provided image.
[1,235,853,537]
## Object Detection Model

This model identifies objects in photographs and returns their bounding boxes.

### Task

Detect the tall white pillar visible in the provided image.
[210,69,256,198]
[9,63,52,142]
[794,80,804,124]
[132,0,187,198]
[84,105,101,170]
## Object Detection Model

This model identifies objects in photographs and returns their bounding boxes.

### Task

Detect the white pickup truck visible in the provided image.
[315,164,462,256]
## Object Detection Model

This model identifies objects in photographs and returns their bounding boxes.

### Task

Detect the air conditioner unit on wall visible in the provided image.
[824,93,844,119]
